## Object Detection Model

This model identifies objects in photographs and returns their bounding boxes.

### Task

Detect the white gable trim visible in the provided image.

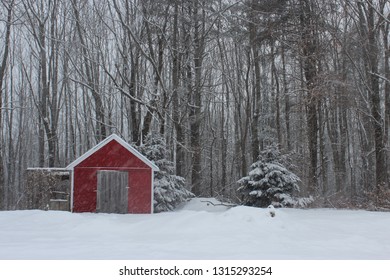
[66,134,159,171]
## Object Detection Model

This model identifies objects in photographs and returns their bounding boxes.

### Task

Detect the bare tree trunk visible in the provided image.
[216,25,228,195]
[0,0,13,209]
[332,25,348,194]
[358,1,386,189]
[281,41,291,151]
[189,1,205,196]
[380,4,390,185]
[271,40,282,147]
[300,0,319,194]
[172,0,185,177]
[249,1,261,161]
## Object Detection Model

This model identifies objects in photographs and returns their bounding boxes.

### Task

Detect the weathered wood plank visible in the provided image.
[97,170,128,214]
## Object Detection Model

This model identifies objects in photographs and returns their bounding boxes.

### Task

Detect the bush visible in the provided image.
[364,184,390,211]
[139,136,194,212]
[237,144,307,208]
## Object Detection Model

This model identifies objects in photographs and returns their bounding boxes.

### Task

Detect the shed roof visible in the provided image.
[66,134,159,171]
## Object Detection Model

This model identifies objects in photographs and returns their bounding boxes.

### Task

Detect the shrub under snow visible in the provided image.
[139,136,194,213]
[237,144,310,208]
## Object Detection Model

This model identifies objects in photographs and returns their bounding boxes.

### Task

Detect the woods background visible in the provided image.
[0,0,389,210]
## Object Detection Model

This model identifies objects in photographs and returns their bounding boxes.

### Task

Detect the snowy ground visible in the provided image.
[0,198,389,260]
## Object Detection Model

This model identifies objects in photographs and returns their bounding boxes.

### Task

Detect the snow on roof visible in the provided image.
[27,168,69,171]
[26,168,70,176]
[66,134,159,171]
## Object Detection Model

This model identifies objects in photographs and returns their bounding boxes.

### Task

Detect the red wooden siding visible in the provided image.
[128,169,152,213]
[77,140,149,168]
[73,168,97,212]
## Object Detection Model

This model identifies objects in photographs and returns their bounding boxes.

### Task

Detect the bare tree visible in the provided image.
[0,0,14,209]
[298,0,321,194]
[356,0,387,189]
[71,0,107,143]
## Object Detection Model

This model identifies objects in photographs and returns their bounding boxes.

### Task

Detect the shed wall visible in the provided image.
[71,139,153,214]
[73,167,152,213]
[128,169,152,213]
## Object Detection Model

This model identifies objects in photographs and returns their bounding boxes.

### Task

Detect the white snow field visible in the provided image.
[0,198,389,260]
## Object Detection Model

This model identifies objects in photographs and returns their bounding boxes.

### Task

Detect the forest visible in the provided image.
[0,0,389,210]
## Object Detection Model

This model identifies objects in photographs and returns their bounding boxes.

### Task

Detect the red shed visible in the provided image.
[67,134,159,214]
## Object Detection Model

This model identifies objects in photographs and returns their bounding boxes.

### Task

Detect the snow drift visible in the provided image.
[0,198,389,260]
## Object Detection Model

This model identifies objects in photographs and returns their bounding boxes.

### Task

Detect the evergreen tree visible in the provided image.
[139,136,194,213]
[237,144,303,208]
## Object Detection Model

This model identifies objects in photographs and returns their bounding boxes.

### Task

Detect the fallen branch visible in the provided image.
[200,200,237,208]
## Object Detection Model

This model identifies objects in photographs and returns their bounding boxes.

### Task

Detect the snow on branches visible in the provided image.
[139,135,194,213]
[237,144,310,208]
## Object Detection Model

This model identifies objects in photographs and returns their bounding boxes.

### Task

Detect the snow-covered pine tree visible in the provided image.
[139,135,194,213]
[237,144,302,208]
